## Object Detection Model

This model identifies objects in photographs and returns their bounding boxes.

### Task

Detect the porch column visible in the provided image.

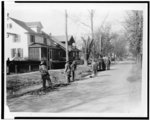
[50,49,53,69]
[15,65,18,73]
[29,65,31,72]
[47,47,49,69]
[39,48,41,61]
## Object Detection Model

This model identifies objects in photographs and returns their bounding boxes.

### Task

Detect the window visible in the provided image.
[11,48,16,58]
[7,23,12,29]
[13,35,20,42]
[44,38,47,44]
[11,48,23,58]
[18,48,23,57]
[59,51,62,57]
[30,35,35,43]
[73,52,75,57]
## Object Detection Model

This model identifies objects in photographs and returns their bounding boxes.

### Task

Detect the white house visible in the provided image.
[6,16,59,61]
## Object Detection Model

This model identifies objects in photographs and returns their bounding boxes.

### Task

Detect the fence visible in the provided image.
[7,60,66,74]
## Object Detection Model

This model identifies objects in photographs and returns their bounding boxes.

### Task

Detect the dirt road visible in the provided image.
[7,61,142,113]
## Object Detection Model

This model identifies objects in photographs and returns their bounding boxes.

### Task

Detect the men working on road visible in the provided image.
[98,56,103,71]
[103,56,111,70]
[91,59,98,77]
[64,60,71,83]
[107,56,111,70]
[71,59,77,82]
[39,60,53,89]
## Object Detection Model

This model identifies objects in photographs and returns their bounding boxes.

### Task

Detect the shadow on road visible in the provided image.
[7,83,70,99]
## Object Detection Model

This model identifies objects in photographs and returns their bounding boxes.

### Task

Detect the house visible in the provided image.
[6,16,80,72]
[54,35,80,60]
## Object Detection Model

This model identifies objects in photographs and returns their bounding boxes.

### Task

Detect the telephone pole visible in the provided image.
[90,9,94,40]
[90,9,95,58]
[65,10,69,62]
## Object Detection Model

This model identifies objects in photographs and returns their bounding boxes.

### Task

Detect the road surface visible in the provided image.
[7,61,142,113]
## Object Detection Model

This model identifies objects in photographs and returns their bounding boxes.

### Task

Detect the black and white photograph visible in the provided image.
[3,1,148,119]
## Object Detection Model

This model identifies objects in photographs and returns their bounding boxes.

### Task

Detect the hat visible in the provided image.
[40,60,45,65]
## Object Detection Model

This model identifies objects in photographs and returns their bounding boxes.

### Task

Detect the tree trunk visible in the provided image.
[84,58,88,66]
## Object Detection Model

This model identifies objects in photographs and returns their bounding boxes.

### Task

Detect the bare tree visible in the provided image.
[81,37,94,65]
[94,24,115,57]
[111,34,128,60]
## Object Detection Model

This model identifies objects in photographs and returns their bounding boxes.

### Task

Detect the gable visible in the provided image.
[9,17,35,33]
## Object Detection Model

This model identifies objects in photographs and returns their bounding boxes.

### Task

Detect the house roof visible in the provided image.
[10,17,35,33]
[26,22,43,28]
[38,32,71,51]
[50,36,72,51]
[49,35,80,51]
[26,31,49,38]
[52,35,76,50]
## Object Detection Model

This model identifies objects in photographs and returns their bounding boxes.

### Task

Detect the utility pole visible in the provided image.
[90,9,95,58]
[65,10,69,62]
[100,34,102,55]
[90,9,94,40]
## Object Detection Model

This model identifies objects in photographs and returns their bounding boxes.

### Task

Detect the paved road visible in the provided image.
[7,61,142,113]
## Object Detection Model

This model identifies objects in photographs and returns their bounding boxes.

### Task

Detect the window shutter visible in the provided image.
[11,49,13,58]
[21,49,23,57]
[11,49,16,58]
[17,48,20,57]
[14,49,16,57]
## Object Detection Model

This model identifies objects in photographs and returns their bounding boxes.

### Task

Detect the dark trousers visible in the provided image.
[71,71,75,81]
[66,73,71,83]
[42,75,52,89]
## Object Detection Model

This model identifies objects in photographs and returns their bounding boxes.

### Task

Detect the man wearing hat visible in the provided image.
[91,59,98,77]
[64,60,71,83]
[39,60,53,89]
[71,59,77,82]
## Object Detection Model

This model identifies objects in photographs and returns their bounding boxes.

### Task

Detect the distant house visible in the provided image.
[6,16,79,71]
[54,35,80,60]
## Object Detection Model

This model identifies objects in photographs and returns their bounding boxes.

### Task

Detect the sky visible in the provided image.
[5,2,146,48]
